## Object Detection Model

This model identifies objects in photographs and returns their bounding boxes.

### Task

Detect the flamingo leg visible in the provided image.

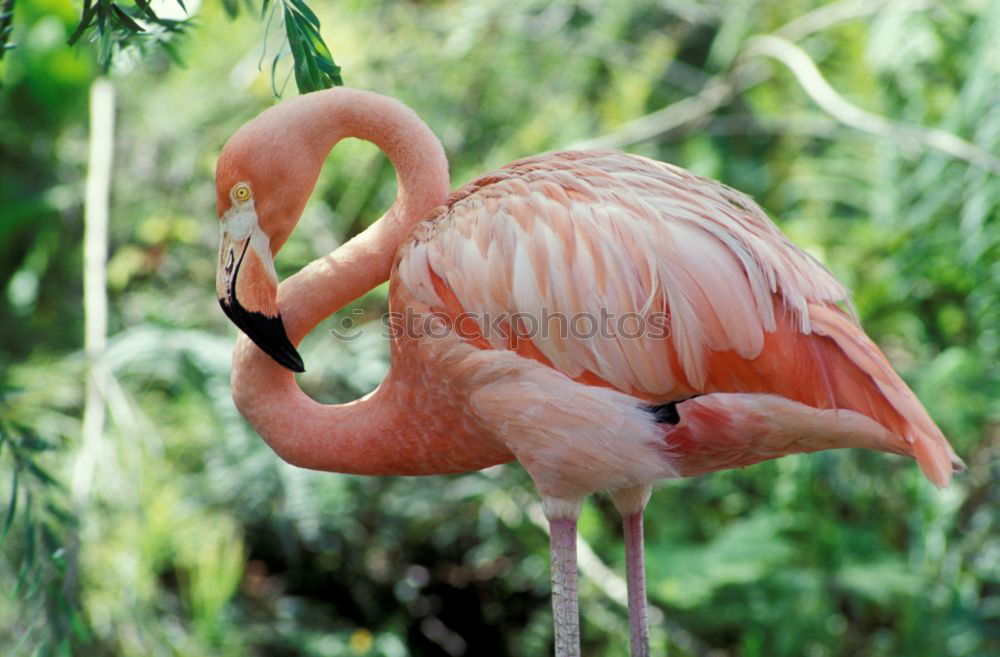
[622,510,650,657]
[612,486,652,657]
[544,497,583,657]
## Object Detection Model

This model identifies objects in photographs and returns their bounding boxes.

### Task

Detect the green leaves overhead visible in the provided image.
[65,0,189,69]
[51,0,342,92]
[281,0,342,92]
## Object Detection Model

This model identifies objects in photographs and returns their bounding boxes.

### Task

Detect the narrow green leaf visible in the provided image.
[14,491,35,594]
[303,23,340,85]
[66,0,98,46]
[98,21,114,68]
[26,460,60,487]
[296,26,323,89]
[45,501,72,524]
[95,0,108,34]
[111,3,144,32]
[270,50,284,97]
[284,13,311,92]
[134,0,159,22]
[288,0,319,27]
[1,467,17,542]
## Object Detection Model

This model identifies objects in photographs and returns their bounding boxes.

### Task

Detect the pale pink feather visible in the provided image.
[395,150,960,488]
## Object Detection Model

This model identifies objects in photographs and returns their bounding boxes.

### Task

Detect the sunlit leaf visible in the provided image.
[280,0,342,93]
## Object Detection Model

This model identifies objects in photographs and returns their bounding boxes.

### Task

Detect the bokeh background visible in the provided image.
[1,1,998,656]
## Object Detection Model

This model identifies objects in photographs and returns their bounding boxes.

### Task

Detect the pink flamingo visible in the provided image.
[215,88,962,657]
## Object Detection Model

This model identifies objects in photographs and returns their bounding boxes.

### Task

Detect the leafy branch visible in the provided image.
[52,0,342,92]
[65,0,190,69]
[0,416,87,654]
[279,0,343,92]
[236,0,344,93]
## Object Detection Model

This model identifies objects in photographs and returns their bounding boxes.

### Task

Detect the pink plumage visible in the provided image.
[214,88,962,657]
[397,149,960,491]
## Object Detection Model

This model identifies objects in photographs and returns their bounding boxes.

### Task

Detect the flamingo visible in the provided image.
[214,88,962,657]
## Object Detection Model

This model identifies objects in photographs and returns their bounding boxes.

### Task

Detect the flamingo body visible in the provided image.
[213,88,961,657]
[390,150,958,497]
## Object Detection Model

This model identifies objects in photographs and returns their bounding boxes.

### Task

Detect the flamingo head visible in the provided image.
[214,115,325,374]
[214,176,304,373]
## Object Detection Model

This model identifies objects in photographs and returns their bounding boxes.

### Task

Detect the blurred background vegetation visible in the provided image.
[1,0,998,655]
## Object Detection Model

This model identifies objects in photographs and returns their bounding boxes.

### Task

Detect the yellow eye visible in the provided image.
[232,183,252,202]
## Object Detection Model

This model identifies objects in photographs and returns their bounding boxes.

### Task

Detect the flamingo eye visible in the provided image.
[232,183,252,202]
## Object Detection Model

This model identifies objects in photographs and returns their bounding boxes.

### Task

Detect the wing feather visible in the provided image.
[394,150,958,483]
[400,151,849,395]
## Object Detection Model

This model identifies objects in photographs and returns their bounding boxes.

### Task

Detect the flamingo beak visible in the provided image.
[217,231,305,373]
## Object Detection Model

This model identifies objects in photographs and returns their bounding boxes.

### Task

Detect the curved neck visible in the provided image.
[279,88,451,341]
[231,89,455,474]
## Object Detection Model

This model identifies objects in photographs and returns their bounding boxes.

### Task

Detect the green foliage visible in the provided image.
[64,0,189,68]
[2,0,340,92]
[1,376,88,655]
[1,1,999,656]
[280,0,343,92]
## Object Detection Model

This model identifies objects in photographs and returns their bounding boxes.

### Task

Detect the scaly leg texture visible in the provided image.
[613,486,652,657]
[623,510,649,656]
[545,497,583,657]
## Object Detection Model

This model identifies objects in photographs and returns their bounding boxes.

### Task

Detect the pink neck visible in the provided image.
[230,89,451,474]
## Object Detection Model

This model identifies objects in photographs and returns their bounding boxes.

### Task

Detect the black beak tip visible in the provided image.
[219,298,306,373]
[278,349,306,373]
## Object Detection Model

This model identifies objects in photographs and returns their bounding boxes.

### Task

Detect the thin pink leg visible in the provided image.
[623,510,649,657]
[549,516,581,657]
